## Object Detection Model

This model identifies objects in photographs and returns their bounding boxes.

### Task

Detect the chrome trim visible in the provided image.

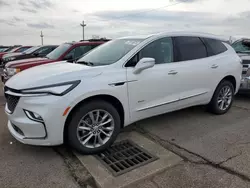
[5,90,47,97]
[137,91,208,112]
[137,98,179,112]
[179,91,208,101]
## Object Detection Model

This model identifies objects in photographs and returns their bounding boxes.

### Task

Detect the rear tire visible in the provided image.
[208,80,234,115]
[67,100,121,154]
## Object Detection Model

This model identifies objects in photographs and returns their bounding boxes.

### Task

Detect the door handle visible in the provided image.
[168,70,178,75]
[211,64,218,69]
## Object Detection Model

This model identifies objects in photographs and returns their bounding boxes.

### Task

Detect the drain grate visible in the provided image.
[95,140,158,176]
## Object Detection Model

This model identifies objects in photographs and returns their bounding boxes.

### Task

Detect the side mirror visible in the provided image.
[133,57,155,74]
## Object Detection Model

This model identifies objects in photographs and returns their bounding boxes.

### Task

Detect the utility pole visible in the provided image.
[40,31,44,45]
[80,21,87,40]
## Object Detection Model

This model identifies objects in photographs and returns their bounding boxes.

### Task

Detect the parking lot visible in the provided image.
[1,82,250,187]
[0,83,250,188]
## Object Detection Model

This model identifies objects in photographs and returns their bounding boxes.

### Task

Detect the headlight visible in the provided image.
[6,68,20,76]
[21,80,81,96]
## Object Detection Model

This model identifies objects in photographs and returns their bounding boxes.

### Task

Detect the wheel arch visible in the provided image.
[63,94,125,142]
[220,75,236,92]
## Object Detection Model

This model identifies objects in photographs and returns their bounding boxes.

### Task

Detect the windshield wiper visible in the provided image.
[77,61,94,66]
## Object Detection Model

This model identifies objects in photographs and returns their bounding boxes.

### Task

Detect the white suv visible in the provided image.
[4,32,242,154]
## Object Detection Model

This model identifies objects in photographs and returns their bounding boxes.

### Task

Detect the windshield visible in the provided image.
[15,46,32,52]
[77,39,143,66]
[9,47,20,52]
[231,40,250,53]
[23,46,41,54]
[0,48,8,52]
[46,43,72,60]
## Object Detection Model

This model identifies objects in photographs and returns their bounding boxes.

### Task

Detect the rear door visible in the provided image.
[172,36,214,107]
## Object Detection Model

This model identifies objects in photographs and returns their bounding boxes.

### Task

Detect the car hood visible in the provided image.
[0,52,7,58]
[5,61,103,90]
[5,57,50,68]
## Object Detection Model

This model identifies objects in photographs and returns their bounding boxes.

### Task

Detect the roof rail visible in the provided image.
[79,38,110,42]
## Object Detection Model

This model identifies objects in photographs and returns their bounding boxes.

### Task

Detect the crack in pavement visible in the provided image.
[217,152,243,165]
[54,146,97,188]
[232,105,250,111]
[134,126,250,183]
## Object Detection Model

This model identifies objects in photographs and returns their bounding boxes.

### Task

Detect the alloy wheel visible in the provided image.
[76,109,115,148]
[217,85,233,111]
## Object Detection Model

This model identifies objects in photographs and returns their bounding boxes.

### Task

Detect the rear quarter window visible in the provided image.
[173,36,207,62]
[202,38,227,56]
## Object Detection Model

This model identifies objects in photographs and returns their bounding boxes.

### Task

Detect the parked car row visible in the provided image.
[1,45,59,65]
[1,38,110,83]
[3,31,242,154]
[0,45,33,68]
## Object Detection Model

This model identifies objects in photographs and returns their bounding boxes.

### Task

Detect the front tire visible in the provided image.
[67,100,121,154]
[208,80,234,115]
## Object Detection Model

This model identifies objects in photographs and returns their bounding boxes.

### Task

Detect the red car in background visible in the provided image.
[0,46,33,65]
[1,39,109,83]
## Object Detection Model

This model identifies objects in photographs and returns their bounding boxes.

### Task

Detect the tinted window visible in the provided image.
[141,37,173,64]
[46,43,72,60]
[126,38,173,67]
[202,38,227,56]
[76,45,92,58]
[77,39,143,66]
[25,46,41,54]
[64,48,75,60]
[174,37,207,61]
[91,44,100,49]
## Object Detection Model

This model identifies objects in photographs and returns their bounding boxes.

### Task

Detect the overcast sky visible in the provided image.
[0,0,250,45]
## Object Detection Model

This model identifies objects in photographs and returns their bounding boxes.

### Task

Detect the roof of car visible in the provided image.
[119,31,229,41]
[65,38,110,45]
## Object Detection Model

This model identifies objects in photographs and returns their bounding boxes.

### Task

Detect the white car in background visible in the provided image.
[4,31,242,154]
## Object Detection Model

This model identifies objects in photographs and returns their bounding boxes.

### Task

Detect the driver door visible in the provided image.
[126,37,180,122]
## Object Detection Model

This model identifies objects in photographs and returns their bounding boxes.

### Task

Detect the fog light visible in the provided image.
[24,110,44,123]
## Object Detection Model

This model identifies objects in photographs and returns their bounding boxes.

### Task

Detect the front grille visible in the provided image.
[5,92,20,113]
[96,140,158,176]
[242,60,250,65]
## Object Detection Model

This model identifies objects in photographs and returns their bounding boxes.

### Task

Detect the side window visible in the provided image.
[79,45,92,56]
[36,47,51,54]
[140,37,173,64]
[126,37,173,67]
[202,38,227,56]
[174,36,207,62]
[91,44,100,49]
[64,48,76,60]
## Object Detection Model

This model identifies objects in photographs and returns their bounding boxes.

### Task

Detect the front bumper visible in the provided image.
[239,76,250,91]
[5,94,69,146]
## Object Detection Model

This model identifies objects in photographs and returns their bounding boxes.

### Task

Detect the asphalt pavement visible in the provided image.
[130,94,250,187]
[0,88,80,188]
[2,76,250,188]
